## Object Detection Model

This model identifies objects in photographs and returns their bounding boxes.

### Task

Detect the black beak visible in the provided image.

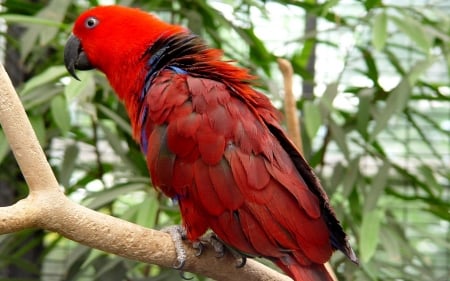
[64,34,94,81]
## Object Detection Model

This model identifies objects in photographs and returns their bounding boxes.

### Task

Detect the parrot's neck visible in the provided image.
[109,32,278,144]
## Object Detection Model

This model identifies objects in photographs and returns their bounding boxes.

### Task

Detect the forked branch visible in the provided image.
[0,63,290,281]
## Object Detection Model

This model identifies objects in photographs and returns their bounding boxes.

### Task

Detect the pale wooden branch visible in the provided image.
[0,63,290,281]
[277,58,339,281]
[277,58,303,153]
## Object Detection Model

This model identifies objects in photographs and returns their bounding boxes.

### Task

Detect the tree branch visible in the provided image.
[0,63,291,281]
[277,58,303,152]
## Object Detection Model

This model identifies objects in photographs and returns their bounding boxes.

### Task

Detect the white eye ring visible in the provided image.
[85,17,99,29]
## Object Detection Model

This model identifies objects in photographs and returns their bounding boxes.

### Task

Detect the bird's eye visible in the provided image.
[85,17,99,29]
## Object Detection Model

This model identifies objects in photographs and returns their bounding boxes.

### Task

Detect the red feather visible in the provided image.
[69,6,358,281]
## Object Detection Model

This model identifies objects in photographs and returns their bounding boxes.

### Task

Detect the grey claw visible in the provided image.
[174,259,185,270]
[203,233,225,258]
[236,256,247,268]
[192,241,204,257]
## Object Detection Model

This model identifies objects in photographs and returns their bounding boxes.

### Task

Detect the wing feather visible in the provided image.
[208,159,244,210]
[238,206,281,256]
[193,159,226,216]
[209,211,256,255]
[143,69,338,266]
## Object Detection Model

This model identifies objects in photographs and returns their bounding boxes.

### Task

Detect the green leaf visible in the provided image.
[0,130,10,164]
[136,195,159,229]
[364,0,382,10]
[64,71,96,103]
[329,118,349,159]
[372,11,388,51]
[97,104,132,136]
[86,183,145,210]
[360,209,383,263]
[426,205,450,221]
[371,78,410,139]
[371,57,436,139]
[296,38,315,69]
[51,95,71,135]
[29,116,46,147]
[303,101,322,139]
[0,14,64,27]
[319,82,339,116]
[98,122,131,165]
[364,161,390,212]
[356,88,374,140]
[359,47,379,82]
[342,157,360,197]
[390,14,433,53]
[59,144,79,188]
[65,245,91,281]
[20,66,66,96]
[407,55,439,85]
[38,0,71,45]
[18,0,71,58]
[418,165,442,196]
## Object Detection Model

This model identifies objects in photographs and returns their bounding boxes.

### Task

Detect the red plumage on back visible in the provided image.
[65,5,358,280]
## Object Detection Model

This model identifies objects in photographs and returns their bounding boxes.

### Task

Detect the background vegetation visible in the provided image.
[0,0,448,280]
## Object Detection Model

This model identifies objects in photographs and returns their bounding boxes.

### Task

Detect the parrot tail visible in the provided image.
[273,258,335,281]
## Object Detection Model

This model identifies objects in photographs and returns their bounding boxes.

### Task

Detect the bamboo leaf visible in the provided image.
[64,71,96,103]
[328,118,349,159]
[136,195,159,229]
[372,11,388,51]
[51,95,71,135]
[371,78,410,139]
[356,88,374,140]
[97,104,133,136]
[365,161,390,212]
[38,0,71,45]
[59,144,79,188]
[371,57,437,139]
[359,47,379,82]
[360,209,383,263]
[319,82,339,116]
[29,116,46,147]
[303,101,322,139]
[86,183,145,210]
[390,14,433,53]
[418,165,442,196]
[0,14,65,27]
[18,0,70,58]
[20,66,67,96]
[407,55,439,85]
[342,157,360,197]
[0,130,10,164]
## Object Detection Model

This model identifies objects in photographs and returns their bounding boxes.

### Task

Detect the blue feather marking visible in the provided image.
[140,127,148,154]
[168,65,187,74]
[139,45,170,102]
[140,105,148,126]
[139,44,188,154]
[139,105,149,153]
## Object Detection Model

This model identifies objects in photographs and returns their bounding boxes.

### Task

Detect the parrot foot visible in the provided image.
[197,232,248,268]
[162,226,248,275]
[161,225,187,270]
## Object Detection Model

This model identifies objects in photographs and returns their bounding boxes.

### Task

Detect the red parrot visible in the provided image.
[64,5,357,280]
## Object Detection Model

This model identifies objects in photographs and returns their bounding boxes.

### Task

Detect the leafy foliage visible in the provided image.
[0,0,448,280]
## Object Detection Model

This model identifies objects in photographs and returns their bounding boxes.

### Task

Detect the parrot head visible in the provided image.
[64,5,184,80]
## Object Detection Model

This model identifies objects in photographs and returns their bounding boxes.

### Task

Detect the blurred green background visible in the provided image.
[0,0,448,280]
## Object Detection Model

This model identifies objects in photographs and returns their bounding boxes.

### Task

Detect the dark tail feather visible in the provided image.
[274,259,334,281]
